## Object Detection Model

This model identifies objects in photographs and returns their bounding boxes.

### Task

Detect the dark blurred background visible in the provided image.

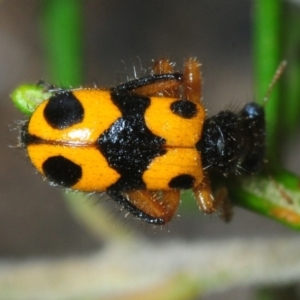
[0,1,299,299]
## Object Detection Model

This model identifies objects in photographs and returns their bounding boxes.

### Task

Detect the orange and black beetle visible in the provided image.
[21,58,265,224]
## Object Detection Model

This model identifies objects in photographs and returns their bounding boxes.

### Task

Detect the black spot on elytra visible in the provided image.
[44,92,84,129]
[171,100,198,119]
[169,174,195,189]
[42,156,82,187]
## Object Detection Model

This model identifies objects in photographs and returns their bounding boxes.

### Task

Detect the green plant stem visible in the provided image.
[229,169,300,230]
[40,0,83,86]
[253,0,283,165]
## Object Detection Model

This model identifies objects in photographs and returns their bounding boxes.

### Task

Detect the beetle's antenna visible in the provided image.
[263,60,287,105]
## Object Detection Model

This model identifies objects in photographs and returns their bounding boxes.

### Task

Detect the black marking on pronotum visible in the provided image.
[198,102,265,176]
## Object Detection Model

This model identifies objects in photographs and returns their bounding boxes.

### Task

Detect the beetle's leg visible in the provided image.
[193,176,232,221]
[113,59,183,96]
[134,59,180,97]
[193,176,215,214]
[113,70,183,96]
[152,58,175,75]
[182,58,202,104]
[152,58,180,97]
[106,189,162,225]
[106,188,180,225]
[126,190,180,224]
[214,185,233,222]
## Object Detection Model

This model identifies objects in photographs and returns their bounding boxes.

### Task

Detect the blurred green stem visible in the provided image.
[253,0,283,166]
[40,0,83,86]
